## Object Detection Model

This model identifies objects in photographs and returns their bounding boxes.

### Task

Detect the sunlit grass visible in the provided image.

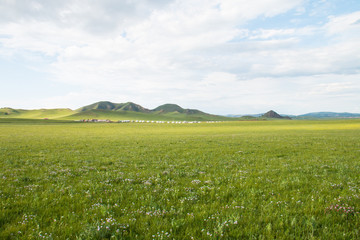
[1,119,360,239]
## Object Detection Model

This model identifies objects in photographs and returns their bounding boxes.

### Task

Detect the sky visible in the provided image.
[0,0,360,115]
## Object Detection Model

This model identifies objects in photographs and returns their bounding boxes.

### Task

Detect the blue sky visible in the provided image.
[1,0,360,115]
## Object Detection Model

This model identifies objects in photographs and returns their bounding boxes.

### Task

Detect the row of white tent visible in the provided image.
[118,120,222,124]
[78,119,223,124]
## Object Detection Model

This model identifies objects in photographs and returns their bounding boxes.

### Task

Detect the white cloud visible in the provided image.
[325,11,360,37]
[1,0,359,114]
[308,82,356,96]
[202,72,238,85]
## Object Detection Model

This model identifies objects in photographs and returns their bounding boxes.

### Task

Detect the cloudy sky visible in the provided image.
[1,0,360,115]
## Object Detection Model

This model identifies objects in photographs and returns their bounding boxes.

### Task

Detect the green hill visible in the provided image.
[153,104,185,113]
[152,103,230,120]
[71,101,231,121]
[3,102,360,121]
[76,101,117,111]
[0,101,240,121]
[120,102,151,113]
[0,108,75,119]
[153,103,206,115]
[0,108,20,116]
[261,110,291,120]
[77,101,151,113]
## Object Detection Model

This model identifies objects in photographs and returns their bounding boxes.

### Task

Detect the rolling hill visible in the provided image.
[228,111,360,119]
[261,110,292,119]
[77,101,151,113]
[2,102,359,121]
[0,108,76,119]
[70,101,231,121]
[0,101,233,121]
[153,104,205,114]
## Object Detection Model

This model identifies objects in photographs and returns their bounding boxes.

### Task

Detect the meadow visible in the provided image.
[1,119,360,239]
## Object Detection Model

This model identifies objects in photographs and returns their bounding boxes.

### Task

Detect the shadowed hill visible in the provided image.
[262,110,291,119]
[0,108,20,116]
[1,101,235,121]
[76,101,117,111]
[152,104,184,113]
[152,103,205,115]
[77,101,151,113]
[4,102,359,121]
[76,101,226,120]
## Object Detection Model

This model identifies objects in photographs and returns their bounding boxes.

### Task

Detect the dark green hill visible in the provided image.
[77,101,151,113]
[119,102,151,113]
[153,104,185,113]
[262,110,291,119]
[76,101,220,119]
[64,101,237,121]
[1,102,236,121]
[1,101,262,121]
[0,108,20,116]
[77,101,117,111]
[152,103,205,115]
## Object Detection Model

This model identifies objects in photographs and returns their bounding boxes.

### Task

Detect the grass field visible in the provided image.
[1,119,360,239]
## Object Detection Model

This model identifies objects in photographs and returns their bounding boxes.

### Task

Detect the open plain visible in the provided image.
[1,119,360,239]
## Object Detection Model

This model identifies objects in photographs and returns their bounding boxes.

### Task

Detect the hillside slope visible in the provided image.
[77,101,151,113]
[262,110,291,119]
[153,103,206,114]
[62,109,230,121]
[0,108,76,119]
[70,101,230,121]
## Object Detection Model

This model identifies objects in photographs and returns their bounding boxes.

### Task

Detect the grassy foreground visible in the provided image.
[1,119,360,239]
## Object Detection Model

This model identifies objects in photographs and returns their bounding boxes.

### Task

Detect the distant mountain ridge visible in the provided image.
[296,112,360,119]
[228,111,360,119]
[73,101,231,121]
[1,101,360,120]
[78,101,209,115]
[0,101,230,121]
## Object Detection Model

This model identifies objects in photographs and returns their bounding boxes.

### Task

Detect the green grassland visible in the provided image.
[1,119,360,239]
